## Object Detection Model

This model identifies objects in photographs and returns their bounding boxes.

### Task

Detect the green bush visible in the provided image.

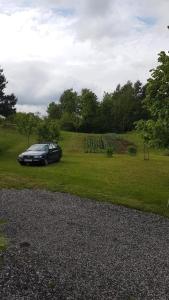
[37,119,60,143]
[106,147,114,157]
[60,112,76,131]
[128,146,137,156]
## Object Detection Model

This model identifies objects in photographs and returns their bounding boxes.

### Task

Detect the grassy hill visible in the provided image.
[0,127,169,217]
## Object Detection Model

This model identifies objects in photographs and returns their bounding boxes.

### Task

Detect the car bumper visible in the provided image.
[17,157,45,165]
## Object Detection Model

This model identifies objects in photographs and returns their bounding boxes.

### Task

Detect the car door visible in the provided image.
[48,144,55,162]
[52,144,60,161]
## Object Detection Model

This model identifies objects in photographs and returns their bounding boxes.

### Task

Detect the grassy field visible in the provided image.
[0,127,169,217]
[0,220,7,252]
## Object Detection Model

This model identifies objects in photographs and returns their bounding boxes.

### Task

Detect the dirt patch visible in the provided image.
[114,138,134,154]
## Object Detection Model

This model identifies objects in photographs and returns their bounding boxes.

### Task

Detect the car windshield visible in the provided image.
[27,144,48,152]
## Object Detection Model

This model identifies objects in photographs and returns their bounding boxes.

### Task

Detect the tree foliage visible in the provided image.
[100,81,147,133]
[15,113,39,146]
[47,83,147,134]
[79,89,99,132]
[47,102,62,119]
[60,89,78,114]
[37,119,60,143]
[136,51,169,147]
[0,68,17,117]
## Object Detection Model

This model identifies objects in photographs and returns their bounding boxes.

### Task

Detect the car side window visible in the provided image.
[44,145,49,152]
[53,143,58,149]
[49,144,53,150]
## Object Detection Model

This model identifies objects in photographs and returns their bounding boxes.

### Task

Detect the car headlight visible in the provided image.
[18,154,23,158]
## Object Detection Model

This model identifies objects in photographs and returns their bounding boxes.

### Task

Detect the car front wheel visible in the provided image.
[44,159,48,166]
[19,161,26,166]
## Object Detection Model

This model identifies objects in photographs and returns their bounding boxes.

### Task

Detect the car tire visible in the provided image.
[44,159,48,166]
[56,156,61,162]
[20,162,25,166]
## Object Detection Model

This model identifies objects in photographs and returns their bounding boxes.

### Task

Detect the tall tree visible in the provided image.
[112,81,135,132]
[99,92,113,132]
[100,82,136,133]
[136,51,169,147]
[133,80,148,121]
[100,81,147,133]
[47,102,62,119]
[0,68,17,117]
[60,89,78,114]
[79,89,99,133]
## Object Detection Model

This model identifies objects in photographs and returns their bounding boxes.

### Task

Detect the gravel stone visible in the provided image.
[0,189,169,299]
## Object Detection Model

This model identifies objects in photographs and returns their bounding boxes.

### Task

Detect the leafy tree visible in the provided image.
[47,82,147,134]
[37,119,60,143]
[112,81,135,132]
[60,89,79,114]
[99,93,113,132]
[47,102,62,119]
[60,112,73,131]
[99,81,147,133]
[136,51,169,147]
[100,82,135,132]
[79,89,99,132]
[133,81,148,121]
[59,112,76,131]
[48,90,81,131]
[0,68,17,117]
[15,113,39,146]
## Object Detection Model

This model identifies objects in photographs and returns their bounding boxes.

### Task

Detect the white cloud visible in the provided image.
[0,0,169,113]
[16,104,46,115]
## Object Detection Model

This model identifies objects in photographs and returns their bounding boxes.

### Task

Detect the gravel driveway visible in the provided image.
[0,189,169,299]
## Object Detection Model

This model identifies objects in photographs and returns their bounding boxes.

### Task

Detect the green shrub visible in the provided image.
[128,146,137,156]
[60,112,75,131]
[37,119,60,143]
[106,147,114,157]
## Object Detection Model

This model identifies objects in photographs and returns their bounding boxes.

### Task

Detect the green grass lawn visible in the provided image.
[0,220,7,252]
[0,236,7,252]
[0,127,169,217]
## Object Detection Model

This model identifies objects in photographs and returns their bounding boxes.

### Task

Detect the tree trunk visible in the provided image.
[28,135,30,147]
[143,143,150,160]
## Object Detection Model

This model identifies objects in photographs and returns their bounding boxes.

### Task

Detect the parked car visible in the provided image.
[18,143,62,166]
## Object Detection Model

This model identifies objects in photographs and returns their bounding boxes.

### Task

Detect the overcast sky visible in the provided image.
[0,0,169,114]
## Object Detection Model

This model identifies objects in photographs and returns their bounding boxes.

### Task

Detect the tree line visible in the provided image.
[1,51,169,148]
[47,81,148,133]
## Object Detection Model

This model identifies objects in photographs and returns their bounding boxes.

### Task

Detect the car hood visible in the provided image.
[20,151,47,156]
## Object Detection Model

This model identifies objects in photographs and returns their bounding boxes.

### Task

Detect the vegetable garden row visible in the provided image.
[84,133,118,153]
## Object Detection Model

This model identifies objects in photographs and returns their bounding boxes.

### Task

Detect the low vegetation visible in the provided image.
[127,145,137,156]
[0,220,7,253]
[0,127,169,218]
[0,236,6,252]
[84,133,133,154]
